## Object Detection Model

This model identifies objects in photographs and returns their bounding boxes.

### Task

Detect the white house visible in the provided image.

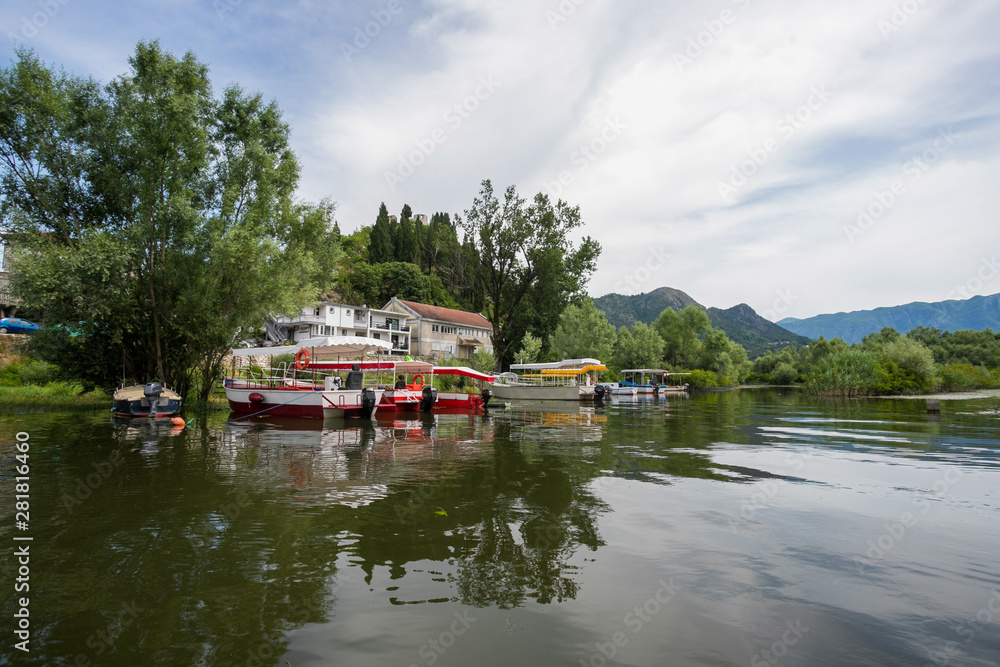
[269,302,411,354]
[382,298,493,359]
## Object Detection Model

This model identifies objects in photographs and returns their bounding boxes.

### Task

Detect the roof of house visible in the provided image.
[393,299,491,329]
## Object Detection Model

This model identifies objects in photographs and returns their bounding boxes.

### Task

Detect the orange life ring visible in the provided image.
[412,374,425,385]
[295,348,310,370]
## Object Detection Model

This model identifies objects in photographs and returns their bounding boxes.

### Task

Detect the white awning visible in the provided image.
[231,336,392,358]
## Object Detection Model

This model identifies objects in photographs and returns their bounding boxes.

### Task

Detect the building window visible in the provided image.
[373,333,381,340]
[346,310,351,316]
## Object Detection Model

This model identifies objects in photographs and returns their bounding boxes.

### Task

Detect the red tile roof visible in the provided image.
[397,300,492,329]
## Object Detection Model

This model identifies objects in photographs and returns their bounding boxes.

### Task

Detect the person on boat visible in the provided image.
[395,374,407,389]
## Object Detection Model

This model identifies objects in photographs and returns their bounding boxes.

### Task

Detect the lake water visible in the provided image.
[2,389,1000,666]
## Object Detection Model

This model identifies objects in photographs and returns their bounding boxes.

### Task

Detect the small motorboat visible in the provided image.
[112,382,182,418]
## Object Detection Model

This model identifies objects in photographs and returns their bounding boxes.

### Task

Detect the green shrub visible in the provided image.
[683,369,719,388]
[770,362,799,385]
[938,364,1000,391]
[807,350,893,397]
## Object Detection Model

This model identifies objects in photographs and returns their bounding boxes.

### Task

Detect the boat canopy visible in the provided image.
[432,366,495,382]
[537,365,606,376]
[307,361,396,371]
[231,336,392,358]
[510,358,605,371]
[621,369,668,374]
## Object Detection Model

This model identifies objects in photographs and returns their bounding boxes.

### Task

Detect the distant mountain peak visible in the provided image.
[593,288,809,358]
[778,292,1000,344]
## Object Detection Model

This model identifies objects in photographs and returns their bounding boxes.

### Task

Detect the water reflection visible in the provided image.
[2,390,1000,665]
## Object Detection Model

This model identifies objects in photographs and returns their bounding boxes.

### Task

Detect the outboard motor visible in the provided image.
[480,388,492,409]
[144,382,163,415]
[594,383,606,406]
[420,386,438,412]
[360,387,376,418]
[651,383,660,402]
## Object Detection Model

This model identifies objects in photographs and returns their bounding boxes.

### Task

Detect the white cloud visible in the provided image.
[3,0,998,320]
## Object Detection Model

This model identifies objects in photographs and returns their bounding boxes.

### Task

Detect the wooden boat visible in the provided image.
[490,359,606,401]
[112,382,182,418]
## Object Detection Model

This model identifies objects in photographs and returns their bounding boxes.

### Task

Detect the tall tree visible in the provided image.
[1,43,338,399]
[395,214,416,264]
[459,180,599,370]
[655,306,712,368]
[612,322,664,371]
[549,299,617,362]
[369,202,394,263]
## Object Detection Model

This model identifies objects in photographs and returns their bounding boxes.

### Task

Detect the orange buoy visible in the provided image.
[170,417,185,427]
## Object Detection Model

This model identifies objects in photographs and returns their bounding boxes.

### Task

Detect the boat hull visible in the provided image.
[111,384,182,418]
[224,382,382,419]
[489,384,583,401]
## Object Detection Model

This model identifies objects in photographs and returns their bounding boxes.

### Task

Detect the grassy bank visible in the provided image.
[0,382,110,412]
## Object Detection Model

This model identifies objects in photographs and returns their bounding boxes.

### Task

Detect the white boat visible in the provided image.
[614,369,691,395]
[490,358,606,401]
[224,336,392,419]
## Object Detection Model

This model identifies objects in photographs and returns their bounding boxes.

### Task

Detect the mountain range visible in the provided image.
[593,287,810,358]
[778,292,1000,344]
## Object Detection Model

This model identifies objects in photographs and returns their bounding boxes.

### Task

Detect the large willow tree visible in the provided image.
[0,43,339,400]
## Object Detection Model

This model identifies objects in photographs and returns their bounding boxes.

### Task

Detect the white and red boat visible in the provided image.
[371,362,496,413]
[224,337,392,419]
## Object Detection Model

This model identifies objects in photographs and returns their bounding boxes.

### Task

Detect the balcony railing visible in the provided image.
[371,322,410,333]
[273,314,325,325]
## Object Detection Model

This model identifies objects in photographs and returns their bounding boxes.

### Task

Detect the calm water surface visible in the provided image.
[2,389,1000,666]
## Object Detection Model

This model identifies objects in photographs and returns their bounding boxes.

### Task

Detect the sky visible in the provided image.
[3,0,999,321]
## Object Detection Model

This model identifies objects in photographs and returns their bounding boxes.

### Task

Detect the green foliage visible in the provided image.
[807,350,893,397]
[369,203,395,264]
[340,261,456,308]
[469,349,496,374]
[908,326,1000,367]
[515,332,543,364]
[459,180,600,369]
[698,329,750,385]
[612,322,664,371]
[549,299,616,362]
[1,43,339,399]
[938,364,1000,391]
[655,306,711,368]
[682,369,720,388]
[770,362,799,385]
[879,337,936,392]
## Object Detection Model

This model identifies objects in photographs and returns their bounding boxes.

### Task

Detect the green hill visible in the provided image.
[707,304,812,358]
[778,293,1000,344]
[594,289,809,358]
[593,287,701,329]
